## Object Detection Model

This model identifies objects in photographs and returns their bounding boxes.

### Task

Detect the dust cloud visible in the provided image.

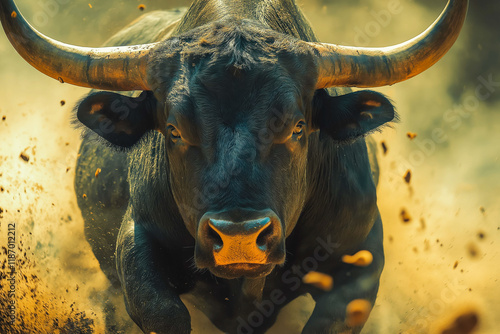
[0,0,498,333]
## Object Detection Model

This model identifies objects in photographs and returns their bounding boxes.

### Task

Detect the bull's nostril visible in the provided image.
[208,224,223,251]
[256,223,273,250]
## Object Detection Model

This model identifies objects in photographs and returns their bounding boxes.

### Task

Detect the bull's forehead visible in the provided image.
[149,19,317,113]
[166,61,305,148]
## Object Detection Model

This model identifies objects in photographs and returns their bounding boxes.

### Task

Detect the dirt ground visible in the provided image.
[0,0,499,333]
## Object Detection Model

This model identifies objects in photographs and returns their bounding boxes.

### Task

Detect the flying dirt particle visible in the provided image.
[381,141,388,155]
[302,271,333,291]
[453,261,459,269]
[477,231,485,240]
[479,206,485,214]
[420,218,426,230]
[342,250,373,267]
[2,116,5,121]
[467,243,480,258]
[138,4,146,10]
[440,311,479,334]
[95,168,101,178]
[407,132,417,140]
[88,3,92,8]
[404,170,412,184]
[345,299,372,327]
[66,167,71,173]
[60,100,66,106]
[0,207,3,214]
[0,186,4,192]
[58,77,64,83]
[65,142,70,146]
[388,235,394,242]
[412,247,418,253]
[400,208,412,223]
[20,151,30,162]
[11,11,17,18]
[82,194,87,199]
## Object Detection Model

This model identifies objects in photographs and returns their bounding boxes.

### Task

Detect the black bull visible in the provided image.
[0,0,468,333]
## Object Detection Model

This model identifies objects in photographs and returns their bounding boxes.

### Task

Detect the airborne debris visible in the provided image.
[404,170,412,184]
[20,151,30,162]
[60,100,66,106]
[88,3,92,9]
[453,261,459,269]
[11,11,17,18]
[95,168,101,178]
[467,243,480,258]
[342,250,373,267]
[400,208,412,223]
[479,206,486,214]
[345,299,372,327]
[420,218,426,230]
[138,4,146,11]
[440,311,479,334]
[2,116,5,121]
[477,231,485,240]
[82,194,87,199]
[407,132,417,140]
[381,141,388,155]
[302,271,333,291]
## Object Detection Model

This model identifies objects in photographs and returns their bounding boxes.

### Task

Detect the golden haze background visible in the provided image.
[0,0,499,333]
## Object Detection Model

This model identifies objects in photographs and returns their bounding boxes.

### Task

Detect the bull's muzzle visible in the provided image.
[196,209,284,277]
[208,217,274,265]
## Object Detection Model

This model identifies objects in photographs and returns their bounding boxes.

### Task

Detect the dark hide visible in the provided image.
[74,1,393,333]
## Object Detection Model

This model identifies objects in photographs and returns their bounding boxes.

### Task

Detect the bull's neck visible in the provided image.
[173,0,318,41]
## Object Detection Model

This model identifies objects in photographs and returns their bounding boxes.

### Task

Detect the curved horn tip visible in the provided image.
[313,0,469,89]
[0,0,153,91]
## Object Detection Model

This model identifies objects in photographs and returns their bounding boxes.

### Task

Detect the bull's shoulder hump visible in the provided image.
[103,8,189,47]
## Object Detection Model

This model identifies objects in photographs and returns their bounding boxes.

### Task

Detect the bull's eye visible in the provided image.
[167,125,181,141]
[293,121,306,137]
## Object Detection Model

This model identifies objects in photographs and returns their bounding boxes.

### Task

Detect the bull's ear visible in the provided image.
[77,91,157,148]
[312,90,396,142]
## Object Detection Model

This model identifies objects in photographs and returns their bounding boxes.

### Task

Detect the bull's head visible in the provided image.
[0,0,468,279]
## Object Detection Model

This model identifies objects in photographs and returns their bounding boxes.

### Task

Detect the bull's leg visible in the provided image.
[301,214,384,334]
[75,139,132,332]
[116,216,192,334]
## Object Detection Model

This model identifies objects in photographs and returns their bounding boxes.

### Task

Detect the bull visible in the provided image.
[0,0,468,333]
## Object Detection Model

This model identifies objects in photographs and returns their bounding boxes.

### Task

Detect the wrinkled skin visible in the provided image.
[75,1,391,333]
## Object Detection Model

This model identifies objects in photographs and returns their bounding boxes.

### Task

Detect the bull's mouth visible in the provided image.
[209,263,275,279]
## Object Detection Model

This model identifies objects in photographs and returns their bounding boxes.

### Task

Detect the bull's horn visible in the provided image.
[311,0,468,89]
[0,0,155,90]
